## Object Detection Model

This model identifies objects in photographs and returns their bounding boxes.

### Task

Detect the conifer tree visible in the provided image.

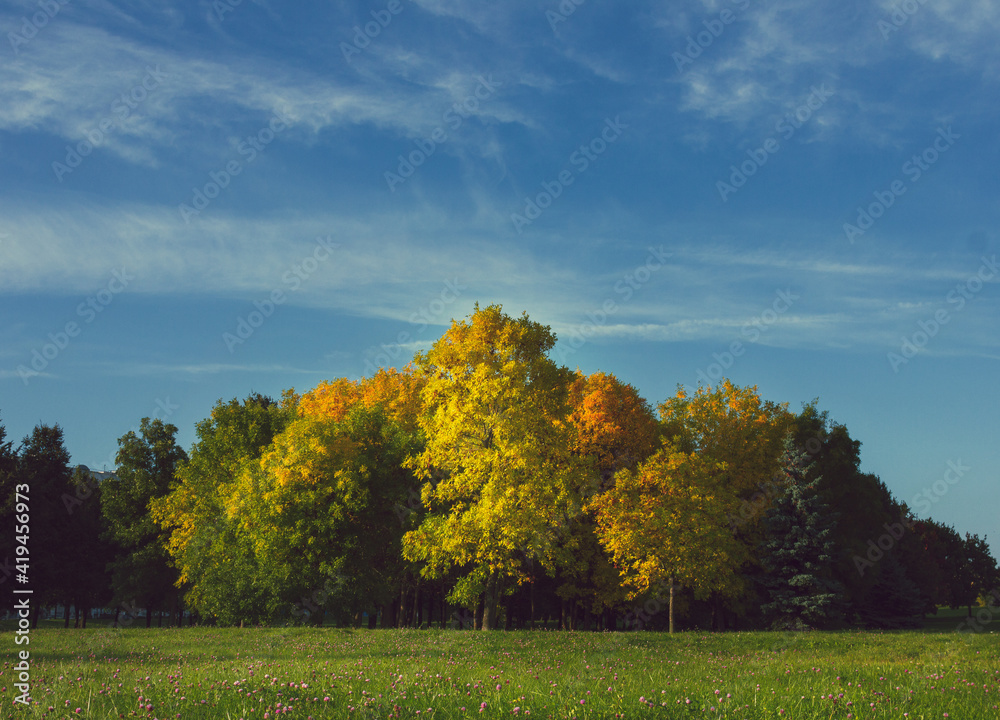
[759,434,841,629]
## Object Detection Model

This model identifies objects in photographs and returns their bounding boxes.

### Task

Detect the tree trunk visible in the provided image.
[64,603,71,629]
[114,607,120,628]
[482,571,500,630]
[386,594,398,628]
[413,578,422,628]
[529,578,536,630]
[74,604,80,628]
[669,576,675,635]
[157,610,162,627]
[82,607,88,629]
[146,607,152,628]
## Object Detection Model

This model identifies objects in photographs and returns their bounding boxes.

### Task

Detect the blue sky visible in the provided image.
[1,0,997,554]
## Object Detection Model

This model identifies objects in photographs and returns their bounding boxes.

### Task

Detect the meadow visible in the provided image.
[1,618,997,720]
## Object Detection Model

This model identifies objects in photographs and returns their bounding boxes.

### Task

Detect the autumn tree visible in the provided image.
[591,446,741,632]
[659,380,792,627]
[402,304,587,630]
[659,380,792,501]
[558,371,660,628]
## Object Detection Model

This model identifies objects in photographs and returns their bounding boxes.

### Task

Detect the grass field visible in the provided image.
[1,617,998,719]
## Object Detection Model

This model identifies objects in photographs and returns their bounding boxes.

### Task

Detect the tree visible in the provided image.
[789,404,911,622]
[591,445,742,633]
[856,554,926,629]
[402,304,587,630]
[151,393,291,625]
[557,371,660,628]
[0,416,20,601]
[63,466,115,626]
[658,380,793,627]
[963,533,1000,616]
[102,418,187,626]
[758,435,842,629]
[231,403,421,624]
[568,370,659,485]
[17,425,76,626]
[659,380,792,500]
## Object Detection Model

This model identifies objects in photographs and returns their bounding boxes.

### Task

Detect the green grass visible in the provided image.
[1,623,997,719]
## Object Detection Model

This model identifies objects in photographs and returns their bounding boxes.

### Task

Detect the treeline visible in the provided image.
[2,305,997,631]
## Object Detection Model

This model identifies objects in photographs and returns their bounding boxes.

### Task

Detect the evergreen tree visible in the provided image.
[759,434,842,629]
[17,424,76,626]
[0,416,20,593]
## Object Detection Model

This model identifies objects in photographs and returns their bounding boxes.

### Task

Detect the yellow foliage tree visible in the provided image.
[590,445,743,632]
[402,304,587,630]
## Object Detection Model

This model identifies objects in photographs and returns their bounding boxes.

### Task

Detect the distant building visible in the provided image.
[75,464,118,484]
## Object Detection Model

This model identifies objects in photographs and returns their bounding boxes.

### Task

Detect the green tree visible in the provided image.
[151,393,291,625]
[402,304,587,630]
[758,435,842,629]
[102,418,187,626]
[232,403,422,624]
[963,533,1000,616]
